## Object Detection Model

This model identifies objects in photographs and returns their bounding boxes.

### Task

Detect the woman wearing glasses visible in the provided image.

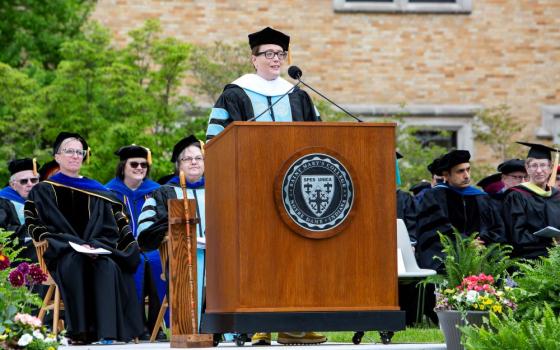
[137,135,206,329]
[0,158,40,263]
[24,132,143,344]
[106,145,163,340]
[206,26,320,141]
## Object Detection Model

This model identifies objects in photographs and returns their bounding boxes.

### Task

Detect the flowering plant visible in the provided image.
[435,273,517,314]
[0,229,49,346]
[0,313,66,350]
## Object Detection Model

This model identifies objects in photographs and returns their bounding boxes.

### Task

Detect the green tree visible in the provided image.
[397,125,448,190]
[0,0,95,69]
[473,105,525,161]
[0,63,48,181]
[39,20,206,183]
[189,41,253,102]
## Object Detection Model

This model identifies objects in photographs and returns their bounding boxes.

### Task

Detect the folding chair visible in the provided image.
[150,235,169,342]
[33,239,64,334]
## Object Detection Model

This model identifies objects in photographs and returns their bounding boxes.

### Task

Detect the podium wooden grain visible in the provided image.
[168,199,213,348]
[201,121,404,334]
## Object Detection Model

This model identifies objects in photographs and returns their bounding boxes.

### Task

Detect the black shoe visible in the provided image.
[138,331,151,341]
[156,330,168,341]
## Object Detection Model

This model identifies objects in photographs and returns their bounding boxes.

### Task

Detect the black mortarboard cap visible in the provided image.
[409,181,431,196]
[517,141,558,161]
[427,157,443,176]
[396,152,403,159]
[476,173,502,188]
[248,27,290,51]
[115,145,148,161]
[52,132,89,160]
[437,150,471,173]
[38,160,60,181]
[171,135,200,162]
[497,158,526,174]
[8,158,38,176]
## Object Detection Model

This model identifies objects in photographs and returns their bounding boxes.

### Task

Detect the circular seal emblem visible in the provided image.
[282,153,354,232]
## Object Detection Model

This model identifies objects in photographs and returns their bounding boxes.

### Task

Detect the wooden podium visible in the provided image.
[201,122,405,342]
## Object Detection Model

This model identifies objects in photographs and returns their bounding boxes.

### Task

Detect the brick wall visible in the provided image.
[92,0,560,162]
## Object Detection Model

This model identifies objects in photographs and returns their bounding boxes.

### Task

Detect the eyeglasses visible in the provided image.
[17,177,39,186]
[129,161,148,169]
[504,174,528,181]
[528,162,551,171]
[59,148,86,157]
[180,156,204,163]
[255,50,288,60]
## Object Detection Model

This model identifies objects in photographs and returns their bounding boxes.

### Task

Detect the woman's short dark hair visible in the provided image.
[115,159,151,180]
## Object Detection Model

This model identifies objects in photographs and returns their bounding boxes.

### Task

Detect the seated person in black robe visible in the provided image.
[416,150,505,272]
[503,142,560,259]
[24,132,143,344]
[477,159,527,213]
[0,158,40,263]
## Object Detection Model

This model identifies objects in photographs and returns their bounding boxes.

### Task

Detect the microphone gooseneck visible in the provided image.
[247,80,300,122]
[287,66,363,123]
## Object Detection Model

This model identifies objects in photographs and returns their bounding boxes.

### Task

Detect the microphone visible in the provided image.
[246,81,300,122]
[288,66,363,122]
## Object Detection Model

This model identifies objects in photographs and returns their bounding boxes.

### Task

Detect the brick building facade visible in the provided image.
[92,0,560,162]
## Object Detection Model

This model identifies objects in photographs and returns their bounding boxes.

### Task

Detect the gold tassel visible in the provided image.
[548,148,560,189]
[199,140,205,156]
[146,147,152,166]
[288,49,292,66]
[87,147,91,164]
[32,158,38,177]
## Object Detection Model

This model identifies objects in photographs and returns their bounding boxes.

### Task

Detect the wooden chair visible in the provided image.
[150,235,169,342]
[33,239,64,334]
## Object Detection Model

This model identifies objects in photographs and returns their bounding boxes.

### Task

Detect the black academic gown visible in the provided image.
[397,189,417,244]
[206,84,320,141]
[0,198,37,263]
[502,185,560,259]
[25,181,143,342]
[416,186,505,271]
[137,186,178,251]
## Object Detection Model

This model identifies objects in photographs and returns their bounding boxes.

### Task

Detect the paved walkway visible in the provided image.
[67,341,446,350]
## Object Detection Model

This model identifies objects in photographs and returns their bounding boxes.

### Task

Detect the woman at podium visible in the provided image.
[205,26,326,346]
[205,26,321,141]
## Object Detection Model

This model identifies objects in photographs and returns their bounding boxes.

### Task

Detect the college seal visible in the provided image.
[281,153,354,232]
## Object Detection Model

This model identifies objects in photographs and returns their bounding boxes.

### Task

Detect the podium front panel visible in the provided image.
[205,122,397,313]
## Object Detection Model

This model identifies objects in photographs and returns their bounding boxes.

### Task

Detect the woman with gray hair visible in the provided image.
[137,135,206,330]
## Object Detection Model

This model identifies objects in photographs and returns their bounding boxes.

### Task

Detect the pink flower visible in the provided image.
[14,313,42,327]
[9,269,25,287]
[0,253,9,270]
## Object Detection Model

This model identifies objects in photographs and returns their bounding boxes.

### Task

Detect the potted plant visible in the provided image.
[425,231,517,350]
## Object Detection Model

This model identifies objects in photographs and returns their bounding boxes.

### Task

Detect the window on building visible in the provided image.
[537,105,560,143]
[333,0,472,14]
[413,129,458,149]
[344,104,478,154]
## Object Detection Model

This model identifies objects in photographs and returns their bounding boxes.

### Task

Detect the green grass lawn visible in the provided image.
[322,327,445,344]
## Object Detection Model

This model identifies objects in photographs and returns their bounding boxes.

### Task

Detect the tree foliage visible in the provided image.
[473,105,525,161]
[0,19,208,183]
[189,41,253,102]
[0,0,95,69]
[0,63,48,172]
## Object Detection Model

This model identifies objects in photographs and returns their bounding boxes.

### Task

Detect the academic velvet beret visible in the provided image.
[248,27,290,51]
